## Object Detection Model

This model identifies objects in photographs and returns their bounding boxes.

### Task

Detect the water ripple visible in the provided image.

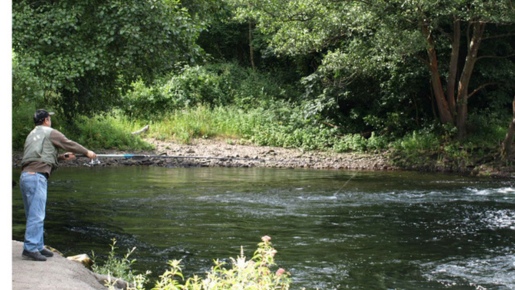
[422,252,515,289]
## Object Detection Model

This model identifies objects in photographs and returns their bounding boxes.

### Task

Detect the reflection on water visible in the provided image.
[12,167,515,289]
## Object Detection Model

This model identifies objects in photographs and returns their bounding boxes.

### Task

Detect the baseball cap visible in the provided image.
[34,109,55,124]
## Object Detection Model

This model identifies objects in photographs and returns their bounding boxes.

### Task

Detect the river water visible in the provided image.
[12,166,515,289]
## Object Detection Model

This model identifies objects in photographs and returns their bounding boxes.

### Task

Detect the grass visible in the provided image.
[146,106,246,144]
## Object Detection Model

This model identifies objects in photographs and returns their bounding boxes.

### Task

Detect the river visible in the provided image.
[12,166,515,289]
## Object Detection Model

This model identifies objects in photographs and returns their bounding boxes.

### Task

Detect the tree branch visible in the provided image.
[477,52,515,61]
[467,82,496,98]
[483,33,515,40]
[131,125,149,135]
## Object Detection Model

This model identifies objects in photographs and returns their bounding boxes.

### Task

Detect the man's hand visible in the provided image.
[63,152,76,161]
[86,150,97,159]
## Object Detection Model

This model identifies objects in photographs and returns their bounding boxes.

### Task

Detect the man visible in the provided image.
[19,109,97,261]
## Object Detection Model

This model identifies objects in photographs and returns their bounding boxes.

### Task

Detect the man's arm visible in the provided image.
[50,130,96,159]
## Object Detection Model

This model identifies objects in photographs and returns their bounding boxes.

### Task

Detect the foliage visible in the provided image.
[466,111,510,146]
[91,238,150,290]
[392,129,441,154]
[12,105,40,151]
[144,105,249,144]
[12,52,47,109]
[389,113,509,170]
[152,235,290,289]
[90,236,290,290]
[12,0,203,121]
[71,113,154,151]
[121,62,300,120]
[134,100,384,152]
[227,0,515,138]
[232,100,390,152]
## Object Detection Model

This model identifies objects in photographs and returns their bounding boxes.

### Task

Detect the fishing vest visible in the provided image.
[21,126,59,169]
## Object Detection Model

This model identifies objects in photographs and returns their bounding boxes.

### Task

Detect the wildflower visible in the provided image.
[270,249,277,257]
[276,268,285,276]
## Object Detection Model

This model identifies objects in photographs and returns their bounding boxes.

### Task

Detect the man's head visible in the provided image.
[34,109,55,126]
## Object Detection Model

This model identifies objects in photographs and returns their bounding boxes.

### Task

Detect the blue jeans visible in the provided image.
[19,172,48,252]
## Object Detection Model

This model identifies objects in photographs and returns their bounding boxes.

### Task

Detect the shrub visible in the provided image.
[12,105,38,150]
[121,62,300,121]
[72,113,153,151]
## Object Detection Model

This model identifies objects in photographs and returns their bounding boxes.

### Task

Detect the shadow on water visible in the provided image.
[12,166,515,289]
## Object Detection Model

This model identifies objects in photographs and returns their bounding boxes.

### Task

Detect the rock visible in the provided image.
[92,273,129,290]
[67,253,93,269]
[12,240,105,290]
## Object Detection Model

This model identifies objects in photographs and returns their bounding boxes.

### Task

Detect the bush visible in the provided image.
[121,62,300,121]
[12,51,46,109]
[392,129,440,152]
[71,113,153,151]
[12,106,38,150]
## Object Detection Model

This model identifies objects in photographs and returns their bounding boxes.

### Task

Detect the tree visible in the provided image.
[228,0,515,138]
[501,95,515,160]
[13,0,203,121]
[415,1,515,138]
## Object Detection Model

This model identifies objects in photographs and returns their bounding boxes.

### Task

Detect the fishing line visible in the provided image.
[333,172,357,196]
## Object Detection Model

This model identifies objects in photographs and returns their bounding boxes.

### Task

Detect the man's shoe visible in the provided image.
[40,248,54,257]
[22,249,47,261]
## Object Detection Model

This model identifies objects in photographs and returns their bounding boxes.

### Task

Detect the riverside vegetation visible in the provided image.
[91,236,290,290]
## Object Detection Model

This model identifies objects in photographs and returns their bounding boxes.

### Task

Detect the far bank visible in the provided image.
[12,138,515,178]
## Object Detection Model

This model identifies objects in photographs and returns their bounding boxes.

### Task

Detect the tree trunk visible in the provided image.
[446,17,460,116]
[421,21,454,125]
[501,96,515,160]
[249,21,255,70]
[456,21,486,139]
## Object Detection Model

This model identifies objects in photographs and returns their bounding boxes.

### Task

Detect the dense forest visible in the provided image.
[12,0,515,172]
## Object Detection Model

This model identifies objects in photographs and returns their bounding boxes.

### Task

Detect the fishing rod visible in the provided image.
[73,153,265,165]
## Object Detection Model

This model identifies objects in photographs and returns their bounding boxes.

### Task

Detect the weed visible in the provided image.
[91,238,149,290]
